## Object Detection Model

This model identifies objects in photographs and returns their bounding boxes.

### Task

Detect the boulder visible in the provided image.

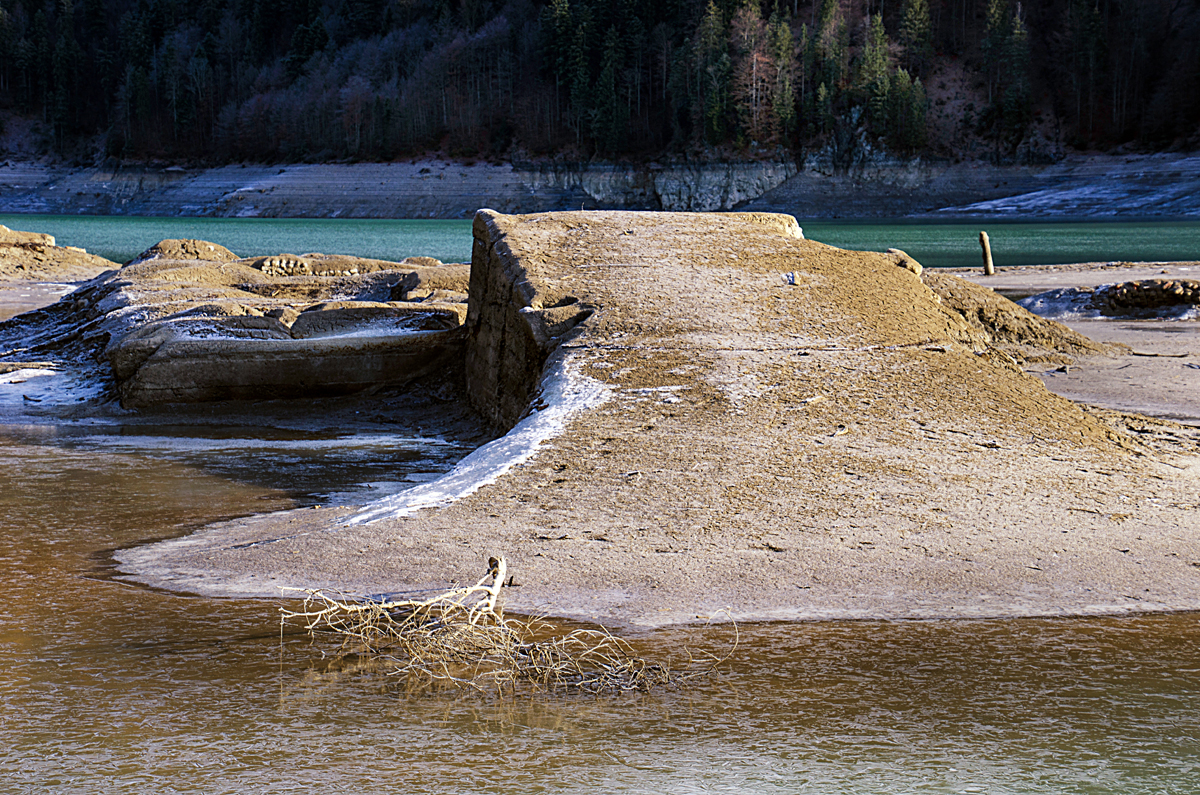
[128,239,240,265]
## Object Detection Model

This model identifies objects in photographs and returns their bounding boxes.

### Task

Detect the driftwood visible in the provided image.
[280,557,734,694]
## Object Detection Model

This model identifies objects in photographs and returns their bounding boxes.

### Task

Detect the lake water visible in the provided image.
[3,426,1198,794]
[4,214,1200,269]
[3,216,1200,792]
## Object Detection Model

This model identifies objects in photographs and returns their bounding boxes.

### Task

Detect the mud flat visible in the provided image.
[105,211,1200,628]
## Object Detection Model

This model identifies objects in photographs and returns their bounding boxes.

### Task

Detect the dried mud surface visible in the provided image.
[112,212,1200,628]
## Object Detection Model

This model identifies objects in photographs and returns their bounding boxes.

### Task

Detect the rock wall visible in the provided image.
[464,210,596,430]
[518,160,798,212]
[0,159,797,219]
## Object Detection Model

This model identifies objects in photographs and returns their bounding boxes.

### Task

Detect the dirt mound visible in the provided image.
[0,225,118,281]
[923,270,1120,361]
[129,239,240,265]
[0,224,55,246]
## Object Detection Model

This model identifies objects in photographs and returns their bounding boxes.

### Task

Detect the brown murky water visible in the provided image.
[3,424,1199,794]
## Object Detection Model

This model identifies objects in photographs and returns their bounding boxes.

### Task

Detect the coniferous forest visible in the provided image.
[0,0,1197,164]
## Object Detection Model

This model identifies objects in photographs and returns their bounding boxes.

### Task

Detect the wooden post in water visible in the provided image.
[979,231,995,276]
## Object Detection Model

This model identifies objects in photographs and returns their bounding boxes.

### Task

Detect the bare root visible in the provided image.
[280,557,733,694]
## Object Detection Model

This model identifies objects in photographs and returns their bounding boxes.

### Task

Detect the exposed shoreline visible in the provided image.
[2,214,1196,629]
[101,213,1198,629]
[2,151,1198,219]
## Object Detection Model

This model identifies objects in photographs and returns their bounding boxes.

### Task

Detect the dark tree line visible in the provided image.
[0,0,1196,163]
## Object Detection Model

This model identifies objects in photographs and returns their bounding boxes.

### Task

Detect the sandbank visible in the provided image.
[106,212,1198,628]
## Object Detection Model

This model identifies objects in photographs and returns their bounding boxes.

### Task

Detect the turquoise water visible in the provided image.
[802,219,1200,269]
[0,215,476,266]
[4,214,1199,269]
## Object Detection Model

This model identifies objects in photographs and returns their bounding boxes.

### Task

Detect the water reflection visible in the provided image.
[2,431,1199,793]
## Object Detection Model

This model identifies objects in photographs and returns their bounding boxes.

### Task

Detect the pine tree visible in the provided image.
[1000,4,1031,145]
[898,0,932,77]
[983,0,1009,108]
[694,0,730,144]
[815,80,830,133]
[857,13,890,137]
[815,0,846,93]
[592,26,627,154]
[567,21,590,144]
[767,12,797,140]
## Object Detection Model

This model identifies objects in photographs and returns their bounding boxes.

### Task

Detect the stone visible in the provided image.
[887,247,923,276]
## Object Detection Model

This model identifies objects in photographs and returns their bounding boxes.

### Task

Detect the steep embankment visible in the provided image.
[115,210,1200,627]
[743,152,1200,218]
[0,160,795,218]
[2,152,1198,219]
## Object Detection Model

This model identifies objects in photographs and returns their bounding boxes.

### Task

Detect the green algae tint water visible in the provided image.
[799,218,1200,269]
[4,214,1200,270]
[0,215,476,266]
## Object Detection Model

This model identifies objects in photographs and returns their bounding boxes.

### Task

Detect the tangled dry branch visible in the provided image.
[280,557,734,694]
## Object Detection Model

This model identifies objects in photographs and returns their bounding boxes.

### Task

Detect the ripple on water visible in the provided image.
[2,430,1200,793]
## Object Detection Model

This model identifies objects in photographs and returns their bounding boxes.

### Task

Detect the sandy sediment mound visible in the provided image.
[923,269,1123,363]
[0,223,118,281]
[129,239,241,265]
[116,211,1200,627]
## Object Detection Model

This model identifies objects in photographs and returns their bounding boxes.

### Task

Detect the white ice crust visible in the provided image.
[1020,287,1199,322]
[344,354,610,525]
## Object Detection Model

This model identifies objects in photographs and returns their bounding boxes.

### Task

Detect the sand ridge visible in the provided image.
[112,211,1200,627]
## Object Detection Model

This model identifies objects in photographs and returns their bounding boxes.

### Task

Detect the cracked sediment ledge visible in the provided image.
[115,210,1200,627]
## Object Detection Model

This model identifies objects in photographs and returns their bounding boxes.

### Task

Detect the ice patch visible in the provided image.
[0,367,103,412]
[1018,288,1106,321]
[345,354,610,525]
[0,368,58,385]
[71,433,458,454]
[1020,287,1200,321]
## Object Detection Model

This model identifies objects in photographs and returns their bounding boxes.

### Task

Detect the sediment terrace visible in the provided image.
[114,211,1200,627]
[3,152,1197,219]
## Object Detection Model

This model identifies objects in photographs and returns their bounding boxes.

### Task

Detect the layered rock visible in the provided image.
[52,240,471,407]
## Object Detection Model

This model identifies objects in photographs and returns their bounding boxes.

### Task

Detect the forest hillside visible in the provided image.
[0,0,1197,165]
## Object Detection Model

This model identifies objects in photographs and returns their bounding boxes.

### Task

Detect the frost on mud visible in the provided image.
[345,355,610,525]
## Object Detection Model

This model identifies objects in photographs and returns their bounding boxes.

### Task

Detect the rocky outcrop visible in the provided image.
[0,159,799,218]
[1100,279,1200,314]
[1017,278,1200,322]
[0,223,118,281]
[39,240,474,407]
[519,160,799,212]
